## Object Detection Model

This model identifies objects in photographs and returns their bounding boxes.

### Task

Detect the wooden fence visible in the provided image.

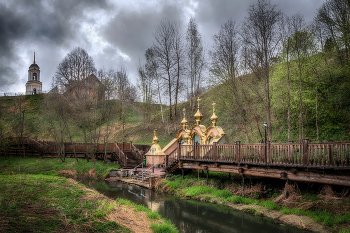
[22,137,128,166]
[166,140,350,169]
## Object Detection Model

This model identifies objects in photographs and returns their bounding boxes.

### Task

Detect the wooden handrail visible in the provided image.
[114,143,126,167]
[176,141,350,168]
[14,137,350,169]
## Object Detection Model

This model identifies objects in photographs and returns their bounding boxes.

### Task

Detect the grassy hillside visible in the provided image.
[1,53,349,146]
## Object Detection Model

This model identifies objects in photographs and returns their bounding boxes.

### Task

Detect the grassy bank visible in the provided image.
[0,157,178,233]
[0,157,121,178]
[156,172,350,233]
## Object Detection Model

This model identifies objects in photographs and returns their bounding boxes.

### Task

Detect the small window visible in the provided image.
[33,73,37,81]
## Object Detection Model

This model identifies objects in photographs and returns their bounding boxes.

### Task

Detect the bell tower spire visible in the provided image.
[33,50,36,64]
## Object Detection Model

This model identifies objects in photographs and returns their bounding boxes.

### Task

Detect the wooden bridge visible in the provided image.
[165,140,350,186]
[5,137,148,169]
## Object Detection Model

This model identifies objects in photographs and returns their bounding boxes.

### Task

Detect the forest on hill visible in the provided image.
[0,0,350,155]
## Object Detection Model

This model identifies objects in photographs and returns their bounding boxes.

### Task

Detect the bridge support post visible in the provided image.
[328,142,334,166]
[267,141,271,163]
[241,175,245,197]
[178,143,182,159]
[207,171,209,186]
[213,142,217,160]
[235,141,241,162]
[302,139,309,166]
[182,169,184,179]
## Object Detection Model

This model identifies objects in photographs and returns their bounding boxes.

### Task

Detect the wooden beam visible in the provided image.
[181,162,350,186]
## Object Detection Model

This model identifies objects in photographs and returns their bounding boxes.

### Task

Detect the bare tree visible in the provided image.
[137,60,155,123]
[173,24,186,118]
[210,19,252,142]
[186,17,205,110]
[55,47,96,94]
[97,68,116,162]
[145,47,165,123]
[241,0,282,141]
[153,19,177,120]
[42,92,76,162]
[114,65,136,140]
[55,47,97,162]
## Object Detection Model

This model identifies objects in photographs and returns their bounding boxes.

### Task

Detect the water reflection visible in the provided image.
[80,180,305,233]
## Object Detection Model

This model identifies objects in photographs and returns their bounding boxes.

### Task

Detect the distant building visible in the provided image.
[64,74,105,100]
[26,52,43,95]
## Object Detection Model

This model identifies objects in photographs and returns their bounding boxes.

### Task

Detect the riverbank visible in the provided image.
[0,157,178,233]
[0,157,121,179]
[153,172,350,233]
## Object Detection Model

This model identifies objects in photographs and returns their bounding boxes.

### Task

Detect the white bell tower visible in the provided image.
[26,52,43,94]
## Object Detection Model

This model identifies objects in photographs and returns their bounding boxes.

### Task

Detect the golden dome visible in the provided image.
[181,108,188,130]
[194,97,203,125]
[210,102,218,126]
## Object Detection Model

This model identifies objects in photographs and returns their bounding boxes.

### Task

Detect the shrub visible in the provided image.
[147,211,161,220]
[259,200,280,210]
[212,189,232,198]
[150,220,178,233]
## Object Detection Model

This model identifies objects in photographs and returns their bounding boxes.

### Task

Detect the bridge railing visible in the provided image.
[166,147,180,167]
[117,142,132,152]
[174,140,350,168]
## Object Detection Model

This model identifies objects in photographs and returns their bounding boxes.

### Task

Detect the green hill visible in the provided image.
[1,52,349,147]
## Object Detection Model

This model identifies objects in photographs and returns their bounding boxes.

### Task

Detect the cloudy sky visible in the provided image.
[0,0,324,94]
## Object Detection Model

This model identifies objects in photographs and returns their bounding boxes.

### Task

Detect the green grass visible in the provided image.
[0,157,179,232]
[163,174,350,231]
[150,219,179,233]
[0,172,179,233]
[280,207,350,227]
[0,157,121,178]
[147,211,161,220]
[0,174,127,232]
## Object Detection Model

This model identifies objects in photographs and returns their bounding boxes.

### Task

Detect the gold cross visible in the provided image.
[197,97,201,109]
[183,108,186,118]
[212,102,216,113]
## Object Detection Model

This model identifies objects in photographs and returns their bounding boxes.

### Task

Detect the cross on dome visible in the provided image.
[197,97,201,109]
[212,102,216,113]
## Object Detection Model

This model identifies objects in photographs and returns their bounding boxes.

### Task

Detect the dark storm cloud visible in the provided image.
[195,0,323,45]
[0,0,111,92]
[0,0,325,93]
[101,2,186,63]
[0,2,30,89]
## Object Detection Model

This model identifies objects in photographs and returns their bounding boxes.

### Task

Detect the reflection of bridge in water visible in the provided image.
[165,140,350,186]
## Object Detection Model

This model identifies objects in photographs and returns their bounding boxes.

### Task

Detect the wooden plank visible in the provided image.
[181,162,350,186]
[235,141,241,163]
[347,144,350,167]
[302,139,309,166]
[328,144,334,166]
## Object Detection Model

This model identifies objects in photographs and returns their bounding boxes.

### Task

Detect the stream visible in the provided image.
[80,180,305,233]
